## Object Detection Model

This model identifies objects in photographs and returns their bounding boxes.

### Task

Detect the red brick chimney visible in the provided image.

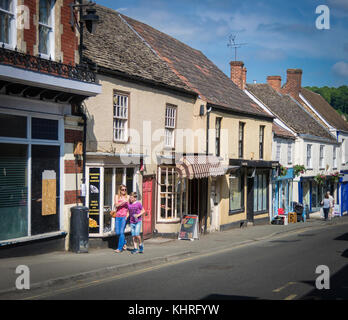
[230,61,246,90]
[267,76,281,92]
[282,69,302,99]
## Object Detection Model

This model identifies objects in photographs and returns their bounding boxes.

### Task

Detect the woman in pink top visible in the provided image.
[114,184,129,252]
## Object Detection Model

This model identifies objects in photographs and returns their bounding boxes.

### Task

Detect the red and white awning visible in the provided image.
[175,155,231,179]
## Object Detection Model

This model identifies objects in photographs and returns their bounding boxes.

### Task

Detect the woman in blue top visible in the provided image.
[128,192,145,254]
[321,193,330,221]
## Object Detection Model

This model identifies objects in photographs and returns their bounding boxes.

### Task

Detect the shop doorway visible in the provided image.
[188,178,208,233]
[142,176,154,239]
[246,177,254,222]
[31,145,60,236]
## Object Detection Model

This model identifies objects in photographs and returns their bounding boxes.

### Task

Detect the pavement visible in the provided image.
[0,213,347,299]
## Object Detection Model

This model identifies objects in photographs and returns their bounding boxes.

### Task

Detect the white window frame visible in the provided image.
[164,104,176,148]
[113,92,129,143]
[306,144,312,169]
[287,142,292,165]
[333,146,337,169]
[38,0,55,60]
[0,0,16,49]
[319,145,324,169]
[157,166,186,222]
[86,166,139,237]
[275,141,281,162]
[342,139,346,165]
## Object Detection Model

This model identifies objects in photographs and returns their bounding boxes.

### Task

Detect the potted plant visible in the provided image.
[294,164,306,177]
[314,173,326,185]
[330,171,340,184]
[279,165,288,177]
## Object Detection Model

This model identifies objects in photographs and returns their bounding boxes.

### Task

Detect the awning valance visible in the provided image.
[175,155,228,179]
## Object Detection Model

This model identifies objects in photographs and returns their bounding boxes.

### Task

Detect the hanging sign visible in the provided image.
[178,215,199,241]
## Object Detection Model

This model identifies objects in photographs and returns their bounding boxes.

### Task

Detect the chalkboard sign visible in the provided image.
[178,215,199,241]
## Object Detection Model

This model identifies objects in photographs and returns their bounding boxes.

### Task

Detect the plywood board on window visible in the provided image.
[42,170,56,216]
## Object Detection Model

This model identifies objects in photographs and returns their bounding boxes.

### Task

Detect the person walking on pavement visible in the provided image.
[128,192,145,254]
[321,193,330,221]
[114,184,129,253]
[327,191,335,219]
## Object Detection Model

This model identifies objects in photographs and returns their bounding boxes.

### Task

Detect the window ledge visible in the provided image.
[229,208,245,215]
[254,210,268,216]
[157,218,181,224]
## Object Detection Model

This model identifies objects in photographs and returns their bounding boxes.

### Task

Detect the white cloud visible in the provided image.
[332,61,348,78]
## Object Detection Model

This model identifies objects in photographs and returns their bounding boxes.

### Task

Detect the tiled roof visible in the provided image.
[272,123,296,140]
[83,5,194,94]
[120,14,272,119]
[246,83,336,141]
[301,88,348,132]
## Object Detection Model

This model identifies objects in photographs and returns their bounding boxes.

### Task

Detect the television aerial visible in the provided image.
[227,34,247,61]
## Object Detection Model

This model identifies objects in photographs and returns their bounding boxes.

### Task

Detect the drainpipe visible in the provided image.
[79,103,87,207]
[206,106,212,155]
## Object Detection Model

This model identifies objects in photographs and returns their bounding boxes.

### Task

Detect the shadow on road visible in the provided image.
[201,294,259,300]
[300,231,348,300]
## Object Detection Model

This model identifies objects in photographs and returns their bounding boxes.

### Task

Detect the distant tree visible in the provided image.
[305,85,348,121]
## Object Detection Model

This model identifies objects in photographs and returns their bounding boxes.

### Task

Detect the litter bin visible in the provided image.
[294,202,304,222]
[70,206,89,253]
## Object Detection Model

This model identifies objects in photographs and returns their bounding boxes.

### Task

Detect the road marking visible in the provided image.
[284,294,297,300]
[273,282,296,293]
[20,221,348,300]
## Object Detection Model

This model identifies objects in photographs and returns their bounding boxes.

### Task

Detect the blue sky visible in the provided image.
[95,0,348,87]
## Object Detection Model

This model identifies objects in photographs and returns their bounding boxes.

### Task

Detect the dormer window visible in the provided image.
[0,0,16,48]
[39,0,54,59]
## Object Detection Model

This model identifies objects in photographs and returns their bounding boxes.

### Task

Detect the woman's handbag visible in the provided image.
[110,210,117,218]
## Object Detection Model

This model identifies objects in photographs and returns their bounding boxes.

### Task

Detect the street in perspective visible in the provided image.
[0,0,348,308]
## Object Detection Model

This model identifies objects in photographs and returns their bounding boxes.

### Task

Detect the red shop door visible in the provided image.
[142,176,154,239]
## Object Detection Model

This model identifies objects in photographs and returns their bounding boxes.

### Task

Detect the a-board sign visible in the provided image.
[178,215,199,241]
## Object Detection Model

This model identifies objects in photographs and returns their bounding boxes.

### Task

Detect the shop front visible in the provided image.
[299,177,336,213]
[86,154,142,237]
[156,154,226,235]
[0,111,64,243]
[230,159,278,224]
[339,170,348,215]
[271,168,294,218]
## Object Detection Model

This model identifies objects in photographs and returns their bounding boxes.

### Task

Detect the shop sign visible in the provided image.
[89,168,100,233]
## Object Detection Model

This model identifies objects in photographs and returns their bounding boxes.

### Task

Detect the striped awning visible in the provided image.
[175,155,228,179]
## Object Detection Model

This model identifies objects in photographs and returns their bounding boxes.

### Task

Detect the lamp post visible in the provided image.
[70,0,99,65]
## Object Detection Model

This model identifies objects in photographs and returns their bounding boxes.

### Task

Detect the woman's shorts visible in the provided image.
[131,221,142,236]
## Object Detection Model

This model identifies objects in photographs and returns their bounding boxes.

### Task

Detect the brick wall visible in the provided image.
[65,190,82,205]
[65,128,83,144]
[21,0,77,64]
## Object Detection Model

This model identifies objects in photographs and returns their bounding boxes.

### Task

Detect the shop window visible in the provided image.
[229,171,244,213]
[0,113,27,138]
[0,143,28,241]
[103,168,113,233]
[31,117,58,140]
[253,173,268,213]
[158,166,186,220]
[39,0,55,58]
[0,0,15,47]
